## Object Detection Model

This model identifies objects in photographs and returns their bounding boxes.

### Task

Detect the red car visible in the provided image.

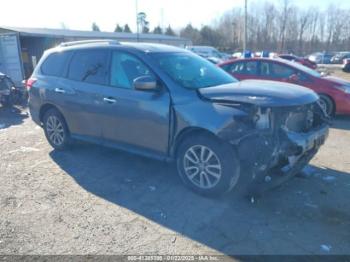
[278,54,317,70]
[219,58,350,116]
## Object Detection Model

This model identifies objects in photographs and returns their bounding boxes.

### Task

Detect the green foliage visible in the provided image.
[153,26,163,34]
[123,24,132,33]
[92,22,100,32]
[165,25,176,36]
[114,24,123,32]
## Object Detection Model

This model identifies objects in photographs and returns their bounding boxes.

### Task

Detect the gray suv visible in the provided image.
[28,40,329,196]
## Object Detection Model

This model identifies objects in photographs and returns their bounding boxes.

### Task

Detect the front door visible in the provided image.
[99,50,171,155]
[259,61,296,83]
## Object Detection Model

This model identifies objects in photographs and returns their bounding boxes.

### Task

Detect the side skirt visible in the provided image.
[70,134,174,162]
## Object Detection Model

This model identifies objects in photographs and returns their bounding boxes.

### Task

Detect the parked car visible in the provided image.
[28,40,329,196]
[278,54,317,70]
[343,59,350,73]
[0,72,26,107]
[308,52,334,64]
[187,46,231,62]
[331,52,350,64]
[219,57,350,116]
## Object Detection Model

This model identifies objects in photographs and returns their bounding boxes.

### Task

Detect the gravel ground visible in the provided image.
[0,104,350,256]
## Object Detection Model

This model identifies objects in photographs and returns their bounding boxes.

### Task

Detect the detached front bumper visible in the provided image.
[284,124,329,155]
[240,124,329,196]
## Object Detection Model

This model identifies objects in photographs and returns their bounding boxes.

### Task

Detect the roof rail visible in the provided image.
[59,39,120,47]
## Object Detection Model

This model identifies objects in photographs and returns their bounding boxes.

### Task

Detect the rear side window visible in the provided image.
[41,52,70,77]
[229,62,245,73]
[68,49,109,85]
[228,61,258,75]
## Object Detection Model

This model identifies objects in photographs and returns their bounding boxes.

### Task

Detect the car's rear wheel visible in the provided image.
[1,95,12,107]
[43,108,70,150]
[176,134,240,196]
[319,95,334,117]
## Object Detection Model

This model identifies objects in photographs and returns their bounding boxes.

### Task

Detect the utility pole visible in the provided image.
[243,0,247,51]
[161,8,165,33]
[136,0,139,42]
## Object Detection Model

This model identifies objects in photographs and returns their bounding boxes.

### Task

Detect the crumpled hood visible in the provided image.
[198,80,319,107]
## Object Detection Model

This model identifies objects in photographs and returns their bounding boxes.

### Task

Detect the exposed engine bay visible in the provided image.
[218,100,329,195]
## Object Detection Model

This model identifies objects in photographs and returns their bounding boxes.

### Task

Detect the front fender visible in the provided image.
[173,101,251,142]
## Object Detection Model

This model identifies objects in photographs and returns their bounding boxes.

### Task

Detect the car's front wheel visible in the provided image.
[43,108,70,150]
[319,95,334,117]
[176,134,240,196]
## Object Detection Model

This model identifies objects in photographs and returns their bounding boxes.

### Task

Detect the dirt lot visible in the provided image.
[1,71,350,256]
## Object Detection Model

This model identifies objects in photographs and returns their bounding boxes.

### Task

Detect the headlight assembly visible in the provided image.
[334,85,350,94]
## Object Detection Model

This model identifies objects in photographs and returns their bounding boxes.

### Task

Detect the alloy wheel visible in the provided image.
[183,145,222,189]
[319,97,332,117]
[46,115,65,146]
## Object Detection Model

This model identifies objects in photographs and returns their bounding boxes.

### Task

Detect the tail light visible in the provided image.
[25,78,37,90]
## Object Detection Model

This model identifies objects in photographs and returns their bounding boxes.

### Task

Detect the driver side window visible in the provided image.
[110,51,154,89]
[270,63,295,78]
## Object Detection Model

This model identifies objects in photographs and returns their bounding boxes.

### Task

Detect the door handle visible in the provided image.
[103,97,117,104]
[54,88,66,94]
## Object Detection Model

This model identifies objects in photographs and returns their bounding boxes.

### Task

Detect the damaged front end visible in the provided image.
[219,100,330,195]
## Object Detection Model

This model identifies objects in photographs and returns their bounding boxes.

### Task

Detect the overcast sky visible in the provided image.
[1,0,350,32]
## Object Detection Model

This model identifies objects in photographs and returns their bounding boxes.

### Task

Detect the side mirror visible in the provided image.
[133,76,158,91]
[289,74,299,82]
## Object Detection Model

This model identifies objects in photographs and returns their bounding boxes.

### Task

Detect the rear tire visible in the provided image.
[43,108,70,150]
[1,95,12,107]
[319,95,334,117]
[176,134,240,196]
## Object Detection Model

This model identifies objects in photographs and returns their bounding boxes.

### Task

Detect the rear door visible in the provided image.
[224,60,260,80]
[52,49,109,139]
[99,50,171,155]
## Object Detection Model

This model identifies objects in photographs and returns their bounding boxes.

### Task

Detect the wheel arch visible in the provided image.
[39,103,61,122]
[39,104,70,134]
[171,127,220,158]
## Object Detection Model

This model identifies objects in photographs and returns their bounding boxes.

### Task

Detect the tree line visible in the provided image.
[92,12,176,36]
[180,0,350,55]
[90,1,350,55]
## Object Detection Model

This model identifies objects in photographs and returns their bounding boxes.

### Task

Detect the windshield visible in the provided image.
[151,52,237,89]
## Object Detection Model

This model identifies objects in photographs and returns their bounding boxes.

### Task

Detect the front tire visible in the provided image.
[43,108,70,150]
[176,134,240,196]
[319,95,334,117]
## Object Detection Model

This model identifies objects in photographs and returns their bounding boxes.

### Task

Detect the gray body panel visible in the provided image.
[28,42,326,163]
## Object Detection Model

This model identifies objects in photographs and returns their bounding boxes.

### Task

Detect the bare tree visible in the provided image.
[278,0,292,52]
[297,9,312,55]
[179,0,350,55]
